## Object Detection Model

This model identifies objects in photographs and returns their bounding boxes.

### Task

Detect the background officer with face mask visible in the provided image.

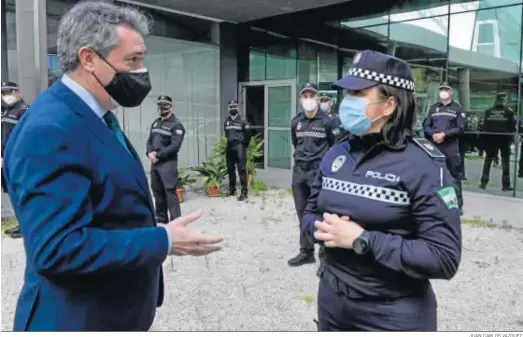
[288,83,339,267]
[319,92,347,143]
[479,92,516,191]
[146,95,186,223]
[1,81,28,239]
[224,100,251,201]
[423,82,465,214]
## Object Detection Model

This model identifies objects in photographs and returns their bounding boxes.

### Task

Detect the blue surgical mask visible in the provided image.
[339,95,383,136]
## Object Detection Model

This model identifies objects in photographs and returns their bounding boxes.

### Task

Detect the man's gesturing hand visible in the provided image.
[165,209,223,256]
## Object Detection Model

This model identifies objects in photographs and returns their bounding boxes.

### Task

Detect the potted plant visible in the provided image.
[191,156,228,197]
[246,135,264,187]
[176,170,197,203]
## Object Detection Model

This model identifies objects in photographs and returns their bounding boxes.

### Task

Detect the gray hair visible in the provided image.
[57,0,151,73]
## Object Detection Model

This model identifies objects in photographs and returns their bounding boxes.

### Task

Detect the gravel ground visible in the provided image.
[2,189,523,331]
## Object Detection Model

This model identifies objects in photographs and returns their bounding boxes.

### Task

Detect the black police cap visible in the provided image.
[157,95,172,105]
[300,82,318,95]
[496,92,507,99]
[333,50,415,92]
[439,82,452,90]
[318,92,331,100]
[228,100,239,109]
[1,81,19,92]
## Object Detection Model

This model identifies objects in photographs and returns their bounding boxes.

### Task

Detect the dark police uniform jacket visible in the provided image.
[483,105,516,134]
[291,111,339,163]
[146,114,185,165]
[1,99,28,157]
[423,101,465,154]
[302,134,462,298]
[224,116,251,146]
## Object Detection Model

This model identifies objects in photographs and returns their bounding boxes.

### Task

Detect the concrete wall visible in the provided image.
[213,22,239,131]
[15,0,47,104]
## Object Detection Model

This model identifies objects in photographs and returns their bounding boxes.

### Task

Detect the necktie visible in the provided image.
[103,111,130,153]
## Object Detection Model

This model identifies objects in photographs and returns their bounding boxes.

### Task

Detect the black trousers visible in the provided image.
[226,143,248,194]
[480,136,511,188]
[458,136,466,177]
[519,141,523,176]
[437,143,463,209]
[1,168,7,193]
[150,162,181,223]
[317,272,437,331]
[291,162,318,252]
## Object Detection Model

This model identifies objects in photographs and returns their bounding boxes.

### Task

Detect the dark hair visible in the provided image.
[377,84,416,149]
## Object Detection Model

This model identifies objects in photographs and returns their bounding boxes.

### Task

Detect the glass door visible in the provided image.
[264,80,296,170]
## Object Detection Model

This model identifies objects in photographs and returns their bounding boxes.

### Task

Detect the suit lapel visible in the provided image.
[50,81,153,206]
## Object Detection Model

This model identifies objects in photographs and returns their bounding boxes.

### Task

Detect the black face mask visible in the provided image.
[229,109,239,116]
[158,106,171,117]
[94,54,152,108]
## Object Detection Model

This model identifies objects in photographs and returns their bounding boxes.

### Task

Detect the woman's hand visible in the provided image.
[314,213,364,249]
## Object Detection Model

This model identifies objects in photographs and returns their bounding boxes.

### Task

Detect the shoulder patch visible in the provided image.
[175,129,183,135]
[331,155,346,173]
[411,138,446,158]
[436,186,459,210]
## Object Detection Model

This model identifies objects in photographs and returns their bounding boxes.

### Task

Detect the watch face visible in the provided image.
[354,238,368,255]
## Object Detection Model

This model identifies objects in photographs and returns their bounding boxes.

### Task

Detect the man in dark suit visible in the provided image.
[3,1,222,331]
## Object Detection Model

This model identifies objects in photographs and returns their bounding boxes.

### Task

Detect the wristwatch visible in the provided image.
[352,231,370,255]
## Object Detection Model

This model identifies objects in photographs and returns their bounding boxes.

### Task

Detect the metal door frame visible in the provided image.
[238,79,297,173]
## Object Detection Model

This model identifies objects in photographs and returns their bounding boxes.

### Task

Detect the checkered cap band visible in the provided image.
[348,67,415,92]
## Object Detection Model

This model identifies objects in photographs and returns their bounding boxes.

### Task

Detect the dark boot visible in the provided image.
[4,225,20,235]
[502,186,514,191]
[8,226,22,239]
[237,191,247,201]
[288,251,315,267]
[226,189,236,197]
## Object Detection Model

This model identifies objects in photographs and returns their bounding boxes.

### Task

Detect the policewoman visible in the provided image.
[302,50,462,331]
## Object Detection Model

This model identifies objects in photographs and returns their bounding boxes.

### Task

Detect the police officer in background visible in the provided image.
[479,92,516,190]
[423,82,465,214]
[319,92,347,142]
[146,95,185,223]
[224,100,251,201]
[1,81,28,239]
[518,120,523,178]
[288,83,339,267]
[302,50,461,331]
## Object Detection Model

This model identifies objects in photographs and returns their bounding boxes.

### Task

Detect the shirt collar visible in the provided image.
[61,73,107,120]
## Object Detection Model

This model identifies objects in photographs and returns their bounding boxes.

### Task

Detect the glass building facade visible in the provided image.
[2,0,523,198]
[239,0,523,198]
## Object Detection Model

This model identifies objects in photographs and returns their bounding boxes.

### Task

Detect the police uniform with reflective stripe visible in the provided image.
[224,115,251,197]
[291,110,338,254]
[480,104,516,189]
[302,134,462,331]
[1,99,28,157]
[423,100,465,208]
[146,114,185,222]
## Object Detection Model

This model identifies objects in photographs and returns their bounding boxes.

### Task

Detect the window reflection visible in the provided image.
[450,0,522,13]
[389,17,448,134]
[5,0,17,81]
[448,5,522,196]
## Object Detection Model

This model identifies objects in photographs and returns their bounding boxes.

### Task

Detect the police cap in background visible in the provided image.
[439,82,452,90]
[300,82,318,95]
[1,81,19,93]
[157,95,172,106]
[228,100,239,110]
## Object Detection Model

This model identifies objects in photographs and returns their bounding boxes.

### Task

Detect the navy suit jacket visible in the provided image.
[4,80,169,331]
